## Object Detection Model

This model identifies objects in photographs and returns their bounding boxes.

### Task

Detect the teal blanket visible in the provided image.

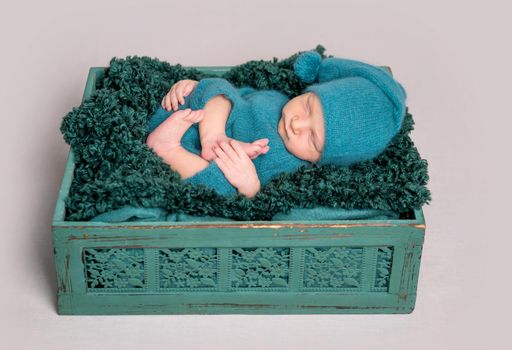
[91,205,399,222]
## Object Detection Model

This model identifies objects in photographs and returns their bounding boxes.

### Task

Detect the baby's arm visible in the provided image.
[149,118,261,198]
[198,95,232,160]
[163,79,232,140]
[167,78,269,161]
[200,95,231,139]
[146,108,256,196]
[199,96,269,161]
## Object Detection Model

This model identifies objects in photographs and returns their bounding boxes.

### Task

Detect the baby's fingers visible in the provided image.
[213,144,232,167]
[177,81,197,104]
[170,87,180,111]
[218,141,240,163]
[214,156,229,174]
[182,81,197,98]
[162,92,171,111]
[175,83,187,105]
[229,139,252,164]
[230,140,250,162]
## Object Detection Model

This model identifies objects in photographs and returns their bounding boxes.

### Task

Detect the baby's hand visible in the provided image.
[212,140,261,199]
[201,134,269,161]
[162,79,198,111]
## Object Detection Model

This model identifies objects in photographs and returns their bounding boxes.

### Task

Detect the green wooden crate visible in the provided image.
[51,66,426,315]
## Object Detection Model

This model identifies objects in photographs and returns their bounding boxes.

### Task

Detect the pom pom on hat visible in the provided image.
[293,51,322,83]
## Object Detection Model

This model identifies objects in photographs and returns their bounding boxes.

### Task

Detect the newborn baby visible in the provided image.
[146,51,407,199]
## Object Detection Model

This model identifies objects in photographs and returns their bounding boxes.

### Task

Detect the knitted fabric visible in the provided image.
[295,51,407,166]
[60,45,431,221]
[148,78,311,196]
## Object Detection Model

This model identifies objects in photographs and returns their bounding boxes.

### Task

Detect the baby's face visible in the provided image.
[278,92,325,163]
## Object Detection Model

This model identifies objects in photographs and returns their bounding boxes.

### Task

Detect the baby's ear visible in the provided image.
[294,51,322,84]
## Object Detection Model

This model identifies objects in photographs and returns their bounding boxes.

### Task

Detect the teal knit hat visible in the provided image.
[293,51,407,167]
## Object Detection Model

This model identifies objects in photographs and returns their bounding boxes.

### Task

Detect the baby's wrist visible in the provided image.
[200,132,227,145]
[238,179,261,199]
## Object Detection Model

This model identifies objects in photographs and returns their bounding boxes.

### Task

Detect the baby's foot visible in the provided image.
[202,136,269,161]
[147,109,204,152]
[240,138,270,160]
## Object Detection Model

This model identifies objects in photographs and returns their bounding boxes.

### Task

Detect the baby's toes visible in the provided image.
[249,145,269,159]
[165,109,195,131]
[241,143,259,155]
[183,110,204,124]
[251,145,270,159]
[195,110,205,123]
[185,110,203,123]
[168,108,189,121]
[252,138,269,147]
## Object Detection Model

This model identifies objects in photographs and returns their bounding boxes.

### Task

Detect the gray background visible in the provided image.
[0,0,509,349]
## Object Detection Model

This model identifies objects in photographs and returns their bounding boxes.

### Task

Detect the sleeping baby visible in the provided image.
[146,51,407,199]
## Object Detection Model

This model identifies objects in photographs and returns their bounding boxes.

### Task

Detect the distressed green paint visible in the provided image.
[51,66,426,315]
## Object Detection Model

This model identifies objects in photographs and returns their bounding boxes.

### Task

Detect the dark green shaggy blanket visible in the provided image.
[60,45,431,221]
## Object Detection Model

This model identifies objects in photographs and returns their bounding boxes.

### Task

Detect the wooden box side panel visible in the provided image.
[53,224,424,314]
